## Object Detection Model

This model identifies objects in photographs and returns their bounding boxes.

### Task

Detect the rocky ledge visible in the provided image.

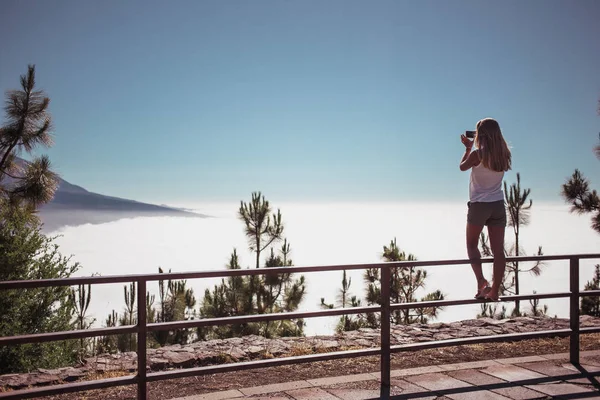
[2,315,599,389]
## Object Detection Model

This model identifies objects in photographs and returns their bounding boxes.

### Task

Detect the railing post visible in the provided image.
[137,279,148,400]
[380,265,391,400]
[570,257,580,365]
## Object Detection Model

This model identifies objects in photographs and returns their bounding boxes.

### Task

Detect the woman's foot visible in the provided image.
[484,291,500,302]
[475,280,490,299]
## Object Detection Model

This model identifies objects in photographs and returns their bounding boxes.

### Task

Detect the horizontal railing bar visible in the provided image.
[146,347,381,382]
[1,253,598,290]
[150,292,574,333]
[0,290,585,346]
[581,290,600,297]
[147,305,381,332]
[0,326,136,347]
[0,263,382,289]
[390,292,571,311]
[390,329,572,353]
[581,326,600,334]
[0,375,137,400]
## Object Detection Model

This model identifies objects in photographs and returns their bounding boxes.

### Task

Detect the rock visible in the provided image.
[95,362,122,372]
[315,340,339,349]
[161,344,182,352]
[148,357,170,370]
[246,346,264,356]
[354,339,372,347]
[0,373,29,388]
[37,368,61,375]
[474,328,495,336]
[29,373,61,386]
[433,333,454,341]
[226,347,247,360]
[60,367,86,382]
[162,351,196,368]
[196,351,218,364]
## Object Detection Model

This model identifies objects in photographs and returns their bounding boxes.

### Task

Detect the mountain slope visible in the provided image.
[3,157,206,232]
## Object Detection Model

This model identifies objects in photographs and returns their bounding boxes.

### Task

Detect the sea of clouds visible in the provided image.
[48,201,600,336]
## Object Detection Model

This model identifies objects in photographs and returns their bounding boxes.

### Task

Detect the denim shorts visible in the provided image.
[467,200,507,227]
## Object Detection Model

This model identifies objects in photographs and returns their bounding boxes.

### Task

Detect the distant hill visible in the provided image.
[4,157,207,232]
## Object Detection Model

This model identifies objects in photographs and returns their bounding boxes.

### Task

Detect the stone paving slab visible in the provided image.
[390,378,437,400]
[495,355,547,365]
[239,380,312,396]
[287,387,339,399]
[524,382,597,396]
[559,363,600,386]
[447,370,547,400]
[491,386,548,400]
[539,352,569,361]
[445,390,512,400]
[390,365,444,377]
[241,397,289,400]
[306,373,374,386]
[403,372,473,391]
[481,365,546,382]
[176,389,244,400]
[447,369,505,386]
[516,361,582,378]
[563,362,600,374]
[580,356,600,367]
[439,360,500,372]
[581,350,600,357]
[326,389,379,400]
[403,372,514,400]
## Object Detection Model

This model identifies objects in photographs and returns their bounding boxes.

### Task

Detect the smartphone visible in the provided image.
[465,130,476,139]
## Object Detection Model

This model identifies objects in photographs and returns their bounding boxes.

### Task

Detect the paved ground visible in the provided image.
[173,350,600,399]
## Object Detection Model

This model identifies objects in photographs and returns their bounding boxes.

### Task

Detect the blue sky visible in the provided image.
[1,0,599,204]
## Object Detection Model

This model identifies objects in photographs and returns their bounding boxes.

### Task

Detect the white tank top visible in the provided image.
[469,154,505,202]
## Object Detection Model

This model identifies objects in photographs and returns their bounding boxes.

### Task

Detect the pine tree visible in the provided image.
[581,265,600,317]
[0,203,80,373]
[321,270,366,333]
[562,169,600,234]
[239,191,284,270]
[238,191,284,314]
[97,310,119,354]
[0,66,83,372]
[200,194,305,339]
[0,64,58,209]
[561,100,600,234]
[150,268,197,346]
[363,238,444,327]
[201,242,306,339]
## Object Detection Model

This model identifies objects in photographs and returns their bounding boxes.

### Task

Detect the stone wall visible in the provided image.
[2,315,599,389]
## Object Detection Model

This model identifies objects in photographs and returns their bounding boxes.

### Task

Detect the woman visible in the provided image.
[459,118,511,301]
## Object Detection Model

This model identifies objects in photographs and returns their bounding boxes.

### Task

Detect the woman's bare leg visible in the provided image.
[486,224,506,300]
[466,222,486,293]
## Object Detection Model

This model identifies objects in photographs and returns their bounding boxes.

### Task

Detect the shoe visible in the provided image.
[475,281,490,299]
[484,292,500,302]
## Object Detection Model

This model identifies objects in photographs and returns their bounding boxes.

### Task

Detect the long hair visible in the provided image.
[474,118,511,172]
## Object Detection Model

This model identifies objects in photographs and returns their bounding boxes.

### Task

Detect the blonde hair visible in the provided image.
[474,118,512,172]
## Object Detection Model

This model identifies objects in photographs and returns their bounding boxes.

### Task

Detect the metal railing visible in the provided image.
[1,253,600,400]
